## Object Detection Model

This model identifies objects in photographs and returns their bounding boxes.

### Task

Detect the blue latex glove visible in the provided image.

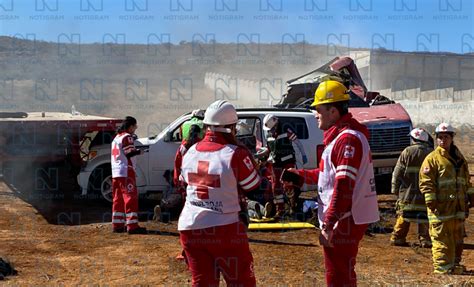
[302,155,308,165]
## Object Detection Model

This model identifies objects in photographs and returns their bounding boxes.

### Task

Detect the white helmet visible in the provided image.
[191,109,205,119]
[409,128,429,142]
[263,114,278,131]
[435,122,455,134]
[203,100,238,126]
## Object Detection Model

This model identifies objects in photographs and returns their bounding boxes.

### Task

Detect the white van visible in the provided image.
[77,108,322,202]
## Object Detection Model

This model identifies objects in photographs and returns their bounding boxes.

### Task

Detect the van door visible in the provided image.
[271,115,312,169]
[236,117,263,154]
[147,117,189,189]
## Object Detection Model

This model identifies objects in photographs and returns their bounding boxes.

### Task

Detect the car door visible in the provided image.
[236,117,263,154]
[147,115,190,190]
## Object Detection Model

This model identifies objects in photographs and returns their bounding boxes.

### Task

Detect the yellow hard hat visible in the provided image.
[311,80,350,107]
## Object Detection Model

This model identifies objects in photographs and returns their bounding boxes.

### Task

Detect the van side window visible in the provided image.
[277,117,309,139]
[236,117,262,153]
[171,126,182,142]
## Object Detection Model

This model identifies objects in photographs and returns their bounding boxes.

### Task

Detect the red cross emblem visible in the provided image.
[344,145,355,158]
[112,143,120,161]
[414,130,420,137]
[441,125,448,131]
[188,161,221,199]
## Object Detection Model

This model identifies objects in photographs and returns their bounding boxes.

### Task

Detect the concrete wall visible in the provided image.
[352,51,474,104]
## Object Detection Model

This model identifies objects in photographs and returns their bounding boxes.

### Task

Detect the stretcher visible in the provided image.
[248,221,316,230]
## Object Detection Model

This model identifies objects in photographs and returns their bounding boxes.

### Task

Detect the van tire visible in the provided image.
[88,165,113,203]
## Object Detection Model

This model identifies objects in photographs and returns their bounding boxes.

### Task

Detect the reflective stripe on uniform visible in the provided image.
[112,212,125,217]
[126,212,138,218]
[240,170,260,191]
[406,166,421,173]
[241,174,260,191]
[336,165,358,175]
[280,154,294,162]
[126,219,139,224]
[403,217,429,223]
[424,193,437,202]
[239,170,257,186]
[335,171,356,181]
[276,133,288,140]
[112,219,125,223]
[274,194,284,203]
[428,211,465,223]
[398,203,428,211]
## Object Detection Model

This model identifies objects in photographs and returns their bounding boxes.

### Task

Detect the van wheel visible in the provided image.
[89,165,113,203]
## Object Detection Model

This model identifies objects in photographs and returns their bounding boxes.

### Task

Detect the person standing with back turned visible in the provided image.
[178,100,261,286]
[390,128,433,248]
[283,80,379,286]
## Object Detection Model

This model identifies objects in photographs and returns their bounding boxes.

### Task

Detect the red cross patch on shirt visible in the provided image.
[243,156,253,171]
[343,145,355,158]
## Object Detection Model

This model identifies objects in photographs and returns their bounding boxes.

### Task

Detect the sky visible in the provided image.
[0,0,472,53]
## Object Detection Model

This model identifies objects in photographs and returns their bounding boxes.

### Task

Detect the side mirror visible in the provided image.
[163,131,173,142]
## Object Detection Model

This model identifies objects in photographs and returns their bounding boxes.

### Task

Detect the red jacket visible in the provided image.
[297,113,370,229]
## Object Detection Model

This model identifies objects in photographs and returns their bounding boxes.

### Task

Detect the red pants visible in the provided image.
[272,162,295,211]
[323,217,368,287]
[112,176,139,231]
[180,222,256,287]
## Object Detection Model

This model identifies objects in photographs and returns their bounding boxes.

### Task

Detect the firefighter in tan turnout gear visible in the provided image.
[419,123,474,274]
[391,128,433,247]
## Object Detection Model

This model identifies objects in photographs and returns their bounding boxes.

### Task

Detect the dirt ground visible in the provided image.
[2,180,474,286]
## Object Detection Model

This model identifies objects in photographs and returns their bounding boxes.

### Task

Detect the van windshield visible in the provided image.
[348,91,370,107]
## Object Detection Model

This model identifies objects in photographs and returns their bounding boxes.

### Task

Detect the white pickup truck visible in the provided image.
[77,108,322,202]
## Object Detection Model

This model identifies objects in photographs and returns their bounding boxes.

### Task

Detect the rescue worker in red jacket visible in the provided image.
[178,100,261,286]
[111,116,147,234]
[283,80,379,286]
[173,109,205,196]
[263,114,308,217]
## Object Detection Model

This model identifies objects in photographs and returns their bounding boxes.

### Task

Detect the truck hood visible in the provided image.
[350,103,411,125]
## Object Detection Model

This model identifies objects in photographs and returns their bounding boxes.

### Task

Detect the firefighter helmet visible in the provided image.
[263,114,278,131]
[311,80,350,107]
[409,128,429,142]
[435,123,455,135]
